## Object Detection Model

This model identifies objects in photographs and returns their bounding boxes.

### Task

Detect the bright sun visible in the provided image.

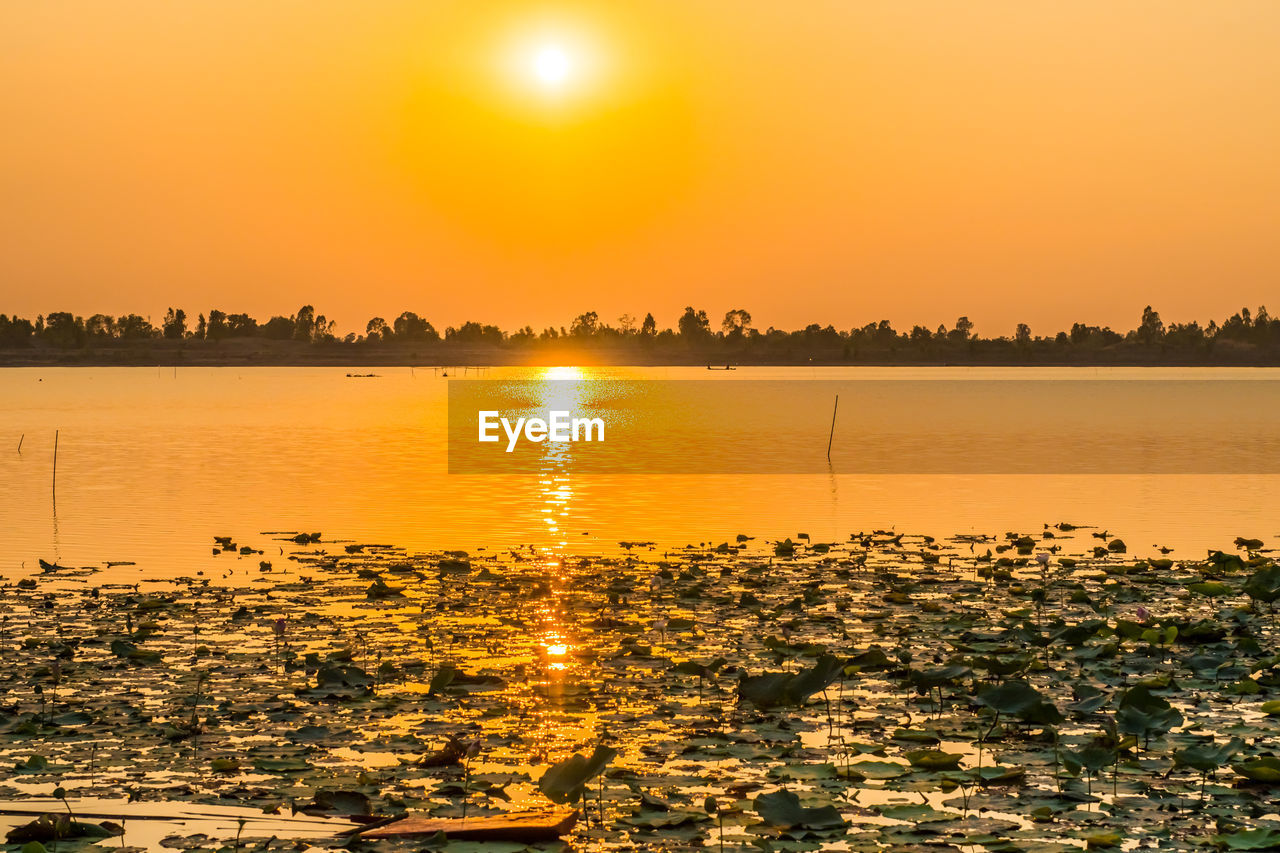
[495,22,609,106]
[532,45,572,88]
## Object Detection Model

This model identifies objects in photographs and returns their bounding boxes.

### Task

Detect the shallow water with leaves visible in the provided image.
[2,526,1279,852]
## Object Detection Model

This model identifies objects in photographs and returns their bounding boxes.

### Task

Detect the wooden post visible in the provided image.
[826,395,839,461]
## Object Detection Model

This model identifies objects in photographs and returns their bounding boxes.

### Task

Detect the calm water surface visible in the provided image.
[1,366,1276,579]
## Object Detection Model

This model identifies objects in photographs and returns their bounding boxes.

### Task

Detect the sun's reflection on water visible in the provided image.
[532,558,577,678]
[456,367,598,782]
[531,366,590,551]
[531,372,587,685]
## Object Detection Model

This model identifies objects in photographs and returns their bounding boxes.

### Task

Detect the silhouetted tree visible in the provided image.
[640,313,657,337]
[446,321,503,345]
[292,305,316,342]
[1166,321,1205,349]
[116,315,156,340]
[43,312,86,348]
[1136,305,1165,346]
[206,310,229,340]
[1255,305,1272,337]
[1015,323,1032,345]
[873,320,899,348]
[570,311,600,337]
[224,313,257,337]
[722,308,752,336]
[313,313,337,342]
[677,306,711,342]
[262,316,294,340]
[0,315,36,347]
[162,308,187,340]
[1069,323,1120,348]
[393,312,436,340]
[1219,307,1256,341]
[86,314,116,341]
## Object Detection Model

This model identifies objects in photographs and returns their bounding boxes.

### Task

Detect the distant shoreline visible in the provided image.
[7,305,1277,366]
[2,341,1278,368]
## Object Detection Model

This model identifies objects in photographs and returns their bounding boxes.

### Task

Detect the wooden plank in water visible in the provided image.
[0,800,348,829]
[357,808,578,841]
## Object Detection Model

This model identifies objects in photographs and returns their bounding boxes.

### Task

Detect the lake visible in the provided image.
[3,365,1280,852]
[1,366,1277,580]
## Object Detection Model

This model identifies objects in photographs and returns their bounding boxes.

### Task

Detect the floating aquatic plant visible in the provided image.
[1,525,1278,851]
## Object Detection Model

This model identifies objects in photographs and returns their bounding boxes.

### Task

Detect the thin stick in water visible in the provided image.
[826,395,839,461]
[16,433,22,453]
[53,429,59,497]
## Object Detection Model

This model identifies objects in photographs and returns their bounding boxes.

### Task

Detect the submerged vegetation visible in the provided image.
[3,305,1280,365]
[1,524,1279,851]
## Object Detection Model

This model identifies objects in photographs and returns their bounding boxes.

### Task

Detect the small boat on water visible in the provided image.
[706,364,736,370]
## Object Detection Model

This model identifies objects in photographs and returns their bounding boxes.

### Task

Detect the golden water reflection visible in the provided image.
[4,366,1279,582]
[533,365,589,548]
[532,368,584,674]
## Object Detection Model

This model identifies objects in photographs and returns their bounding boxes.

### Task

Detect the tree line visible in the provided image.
[1,304,1278,363]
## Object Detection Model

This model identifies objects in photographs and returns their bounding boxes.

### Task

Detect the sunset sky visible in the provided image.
[3,2,1278,336]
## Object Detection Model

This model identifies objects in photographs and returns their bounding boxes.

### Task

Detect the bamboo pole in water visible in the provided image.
[52,429,58,497]
[827,395,839,461]
[16,433,22,453]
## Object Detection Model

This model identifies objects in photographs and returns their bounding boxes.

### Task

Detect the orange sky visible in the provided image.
[3,1,1278,336]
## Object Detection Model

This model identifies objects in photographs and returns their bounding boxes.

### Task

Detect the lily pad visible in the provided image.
[754,789,847,830]
[538,744,618,804]
[1233,757,1280,784]
[1214,828,1280,850]
[905,749,964,771]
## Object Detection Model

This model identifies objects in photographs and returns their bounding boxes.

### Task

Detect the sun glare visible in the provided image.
[543,366,585,380]
[497,22,607,105]
[533,45,572,88]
